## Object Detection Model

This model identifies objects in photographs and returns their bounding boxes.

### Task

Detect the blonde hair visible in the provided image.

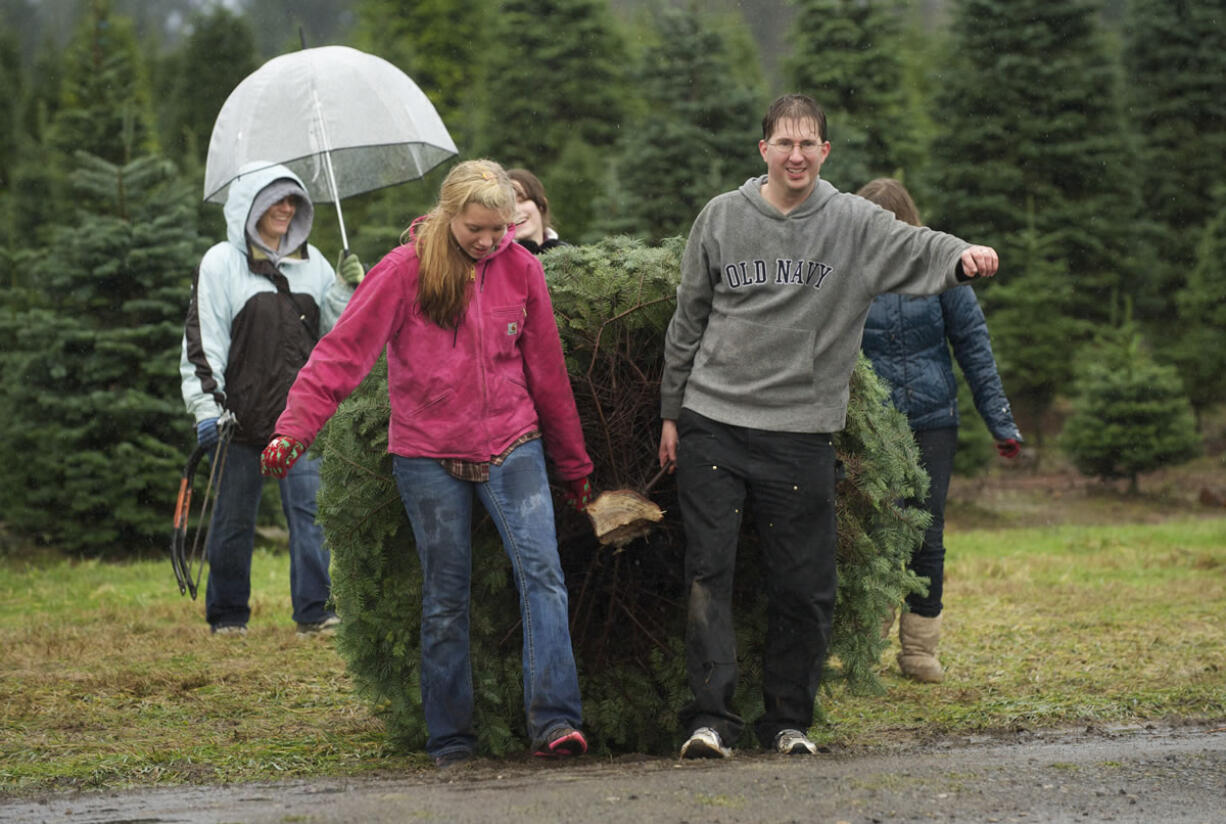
[403,159,516,328]
[855,178,922,226]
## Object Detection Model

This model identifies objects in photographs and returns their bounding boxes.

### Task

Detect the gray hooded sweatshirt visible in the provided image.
[661,176,972,434]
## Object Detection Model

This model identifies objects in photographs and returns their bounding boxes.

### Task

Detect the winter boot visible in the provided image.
[897,612,944,683]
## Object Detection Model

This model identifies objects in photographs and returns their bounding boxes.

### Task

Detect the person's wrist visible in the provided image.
[196,417,220,446]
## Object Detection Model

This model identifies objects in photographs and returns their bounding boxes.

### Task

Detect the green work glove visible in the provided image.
[337,251,365,286]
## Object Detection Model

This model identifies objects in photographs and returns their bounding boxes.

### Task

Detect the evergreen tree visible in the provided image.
[1171,197,1226,419]
[0,24,21,256]
[315,237,927,755]
[9,125,65,253]
[1123,0,1226,328]
[9,36,65,249]
[924,0,1139,324]
[895,1,947,203]
[48,0,158,166]
[19,35,63,146]
[1060,327,1200,493]
[0,25,19,194]
[0,0,38,58]
[109,0,200,43]
[344,0,494,255]
[244,0,357,57]
[596,6,762,241]
[783,0,918,193]
[542,136,608,244]
[160,7,258,168]
[0,151,205,554]
[354,0,489,154]
[979,208,1083,447]
[483,0,627,162]
[481,0,629,239]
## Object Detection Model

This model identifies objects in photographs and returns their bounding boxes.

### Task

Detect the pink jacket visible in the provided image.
[274,229,593,480]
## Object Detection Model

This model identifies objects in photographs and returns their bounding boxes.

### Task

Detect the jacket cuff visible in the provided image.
[194,403,223,424]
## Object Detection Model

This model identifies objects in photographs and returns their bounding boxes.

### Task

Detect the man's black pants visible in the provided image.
[675,409,838,748]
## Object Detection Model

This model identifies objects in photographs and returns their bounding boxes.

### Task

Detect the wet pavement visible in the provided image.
[3,723,1224,823]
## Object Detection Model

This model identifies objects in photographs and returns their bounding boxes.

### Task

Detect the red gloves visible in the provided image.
[996,438,1021,459]
[563,476,593,512]
[260,435,308,478]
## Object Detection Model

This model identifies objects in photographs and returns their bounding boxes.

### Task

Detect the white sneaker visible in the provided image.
[680,726,732,759]
[774,728,818,755]
[296,615,341,636]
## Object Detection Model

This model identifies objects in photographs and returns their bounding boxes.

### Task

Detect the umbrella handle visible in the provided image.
[312,88,349,250]
[324,149,349,251]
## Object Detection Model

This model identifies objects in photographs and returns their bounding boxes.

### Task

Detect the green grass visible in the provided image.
[814,518,1226,747]
[2,515,1225,795]
[0,548,426,794]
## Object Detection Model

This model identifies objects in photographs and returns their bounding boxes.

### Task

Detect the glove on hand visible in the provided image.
[260,435,308,478]
[563,476,593,512]
[196,417,219,448]
[337,252,365,286]
[996,438,1021,459]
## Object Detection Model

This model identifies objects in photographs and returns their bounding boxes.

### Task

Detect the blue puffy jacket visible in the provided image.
[860,285,1020,439]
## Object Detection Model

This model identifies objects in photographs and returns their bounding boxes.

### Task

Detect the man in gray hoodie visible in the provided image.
[658,94,998,760]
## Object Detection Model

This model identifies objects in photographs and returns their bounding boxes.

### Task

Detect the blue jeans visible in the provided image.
[205,442,333,627]
[391,439,583,760]
[675,410,838,748]
[906,427,958,618]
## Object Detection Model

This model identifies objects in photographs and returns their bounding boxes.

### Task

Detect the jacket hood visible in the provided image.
[223,163,314,262]
[737,174,837,220]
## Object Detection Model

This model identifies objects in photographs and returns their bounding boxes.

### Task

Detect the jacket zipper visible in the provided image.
[474,259,492,456]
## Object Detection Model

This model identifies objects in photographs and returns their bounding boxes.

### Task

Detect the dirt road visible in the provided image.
[5,723,1223,823]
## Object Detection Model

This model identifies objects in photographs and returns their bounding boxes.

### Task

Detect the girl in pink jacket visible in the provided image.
[261,160,593,767]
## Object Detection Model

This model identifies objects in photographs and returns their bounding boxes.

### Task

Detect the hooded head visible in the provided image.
[222,163,314,264]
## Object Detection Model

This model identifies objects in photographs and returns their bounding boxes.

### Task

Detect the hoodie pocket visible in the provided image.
[694,314,817,407]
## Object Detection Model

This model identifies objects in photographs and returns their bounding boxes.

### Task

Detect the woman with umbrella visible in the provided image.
[181,162,364,637]
[259,159,594,767]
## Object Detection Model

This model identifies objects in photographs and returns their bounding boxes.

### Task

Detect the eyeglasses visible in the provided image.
[766,139,825,156]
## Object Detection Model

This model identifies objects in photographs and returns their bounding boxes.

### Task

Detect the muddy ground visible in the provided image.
[4,722,1223,823]
[6,461,1223,823]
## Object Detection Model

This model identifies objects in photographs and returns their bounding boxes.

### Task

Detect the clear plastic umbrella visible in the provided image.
[204,45,458,249]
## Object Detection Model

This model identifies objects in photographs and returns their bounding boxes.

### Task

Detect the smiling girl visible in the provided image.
[508,168,564,254]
